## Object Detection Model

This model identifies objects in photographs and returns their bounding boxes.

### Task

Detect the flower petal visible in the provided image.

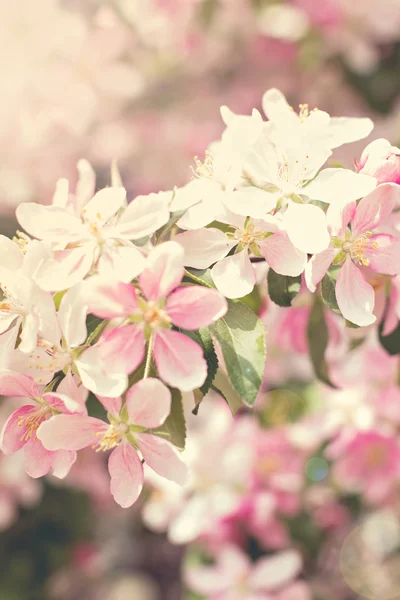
[284,202,330,254]
[0,405,35,454]
[174,228,234,269]
[51,450,77,479]
[16,204,86,242]
[153,330,207,392]
[75,348,129,398]
[97,244,146,283]
[211,250,256,299]
[304,247,337,292]
[0,370,40,398]
[98,325,145,375]
[35,245,95,292]
[58,282,88,349]
[87,279,137,319]
[249,550,302,591]
[364,234,400,275]
[114,191,170,239]
[352,183,400,237]
[108,442,144,508]
[126,378,171,428]
[137,433,188,484]
[37,415,107,451]
[23,438,54,478]
[0,235,23,270]
[139,241,184,301]
[262,88,298,126]
[166,286,227,329]
[304,169,377,204]
[336,258,376,326]
[226,187,279,217]
[260,232,307,276]
[83,187,126,226]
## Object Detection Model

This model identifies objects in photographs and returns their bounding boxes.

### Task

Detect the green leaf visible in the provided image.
[157,207,186,242]
[321,267,341,314]
[379,298,400,355]
[185,327,218,396]
[153,387,186,449]
[307,295,336,388]
[212,369,243,415]
[53,290,66,310]
[267,269,301,307]
[184,267,215,288]
[238,284,263,314]
[210,299,267,406]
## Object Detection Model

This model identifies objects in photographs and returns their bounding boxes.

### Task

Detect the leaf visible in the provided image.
[157,207,186,242]
[321,267,341,314]
[212,369,243,415]
[239,284,263,314]
[152,387,186,450]
[184,267,215,288]
[53,290,66,310]
[307,295,336,387]
[379,297,400,355]
[210,299,267,406]
[267,269,301,307]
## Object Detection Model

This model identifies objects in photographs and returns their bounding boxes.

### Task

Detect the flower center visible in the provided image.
[365,445,388,469]
[93,423,128,452]
[142,300,172,330]
[192,150,214,180]
[18,403,51,442]
[343,232,379,267]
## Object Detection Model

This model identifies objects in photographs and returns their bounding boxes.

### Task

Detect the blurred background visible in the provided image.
[2,1,400,599]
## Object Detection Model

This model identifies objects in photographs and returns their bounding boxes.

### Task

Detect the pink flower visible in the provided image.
[0,371,85,479]
[357,138,400,185]
[81,241,227,393]
[305,183,400,326]
[37,378,187,508]
[185,546,305,600]
[333,431,400,503]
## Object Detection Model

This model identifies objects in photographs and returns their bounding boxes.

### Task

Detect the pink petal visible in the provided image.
[139,241,184,301]
[211,250,256,299]
[42,392,82,415]
[57,372,88,408]
[23,438,54,478]
[126,378,171,428]
[260,232,307,277]
[249,550,302,591]
[37,415,107,451]
[82,187,126,225]
[153,329,207,391]
[336,258,376,326]
[99,325,145,375]
[0,405,35,454]
[108,442,144,508]
[0,371,40,398]
[136,433,187,484]
[364,234,400,275]
[352,183,400,237]
[51,450,77,479]
[114,192,170,239]
[174,228,234,269]
[87,279,137,319]
[304,247,337,292]
[95,395,122,416]
[166,287,227,329]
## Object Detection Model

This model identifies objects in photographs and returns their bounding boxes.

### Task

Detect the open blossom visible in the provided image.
[80,241,227,394]
[305,184,400,326]
[356,138,400,185]
[185,546,308,600]
[0,371,85,479]
[0,236,60,353]
[176,214,307,298]
[37,378,187,508]
[332,431,400,504]
[15,177,171,291]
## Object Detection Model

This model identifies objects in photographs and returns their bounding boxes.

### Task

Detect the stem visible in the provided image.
[143,333,154,379]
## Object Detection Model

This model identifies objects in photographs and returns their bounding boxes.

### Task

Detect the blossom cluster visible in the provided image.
[0,87,400,530]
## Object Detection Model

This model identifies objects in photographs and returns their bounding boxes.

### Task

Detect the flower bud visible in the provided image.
[356,138,400,185]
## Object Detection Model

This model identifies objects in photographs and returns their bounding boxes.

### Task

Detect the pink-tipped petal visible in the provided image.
[0,405,35,454]
[137,433,187,484]
[126,378,171,428]
[139,241,184,301]
[304,247,337,292]
[211,250,256,299]
[153,330,207,392]
[95,395,122,417]
[57,372,88,408]
[115,192,170,239]
[166,286,227,329]
[51,450,77,479]
[42,392,82,415]
[336,258,376,327]
[352,183,400,237]
[365,234,400,275]
[87,279,137,319]
[0,371,41,398]
[23,438,54,478]
[98,325,146,375]
[108,442,144,508]
[260,232,307,277]
[37,415,107,451]
[174,228,234,269]
[249,550,302,592]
